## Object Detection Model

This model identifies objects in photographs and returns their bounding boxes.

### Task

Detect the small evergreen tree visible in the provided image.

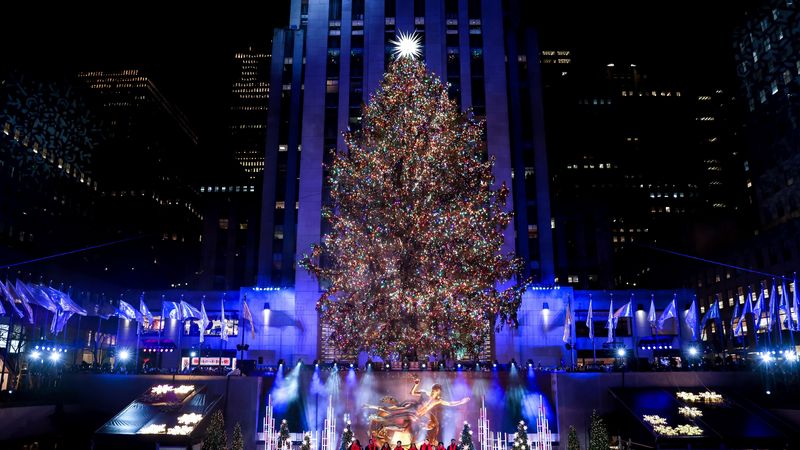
[459,422,474,450]
[279,419,292,450]
[512,421,529,450]
[588,411,608,450]
[567,425,581,450]
[202,410,227,450]
[301,432,313,450]
[232,422,245,450]
[339,421,354,450]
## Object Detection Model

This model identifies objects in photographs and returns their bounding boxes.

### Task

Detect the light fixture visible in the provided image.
[49,352,60,362]
[190,351,197,357]
[30,351,41,359]
[688,347,698,357]
[542,302,550,311]
[616,348,626,357]
[119,350,130,361]
[761,353,773,363]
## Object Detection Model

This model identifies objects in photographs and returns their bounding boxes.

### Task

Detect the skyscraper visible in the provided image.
[255,0,555,361]
[229,46,271,179]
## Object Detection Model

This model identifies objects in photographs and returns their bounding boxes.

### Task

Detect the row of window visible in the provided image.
[200,186,257,193]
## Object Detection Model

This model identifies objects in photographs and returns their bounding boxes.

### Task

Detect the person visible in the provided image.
[381,442,391,450]
[395,441,404,450]
[436,441,445,450]
[420,439,431,450]
[351,440,362,450]
[367,439,379,450]
[408,443,418,450]
[448,440,457,450]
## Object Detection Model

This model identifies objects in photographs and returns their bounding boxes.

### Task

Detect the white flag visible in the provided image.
[220,299,229,342]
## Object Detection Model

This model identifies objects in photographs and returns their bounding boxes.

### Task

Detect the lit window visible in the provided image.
[219,219,229,230]
[771,80,778,94]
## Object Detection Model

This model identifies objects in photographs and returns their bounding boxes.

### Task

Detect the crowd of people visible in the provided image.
[347,438,461,450]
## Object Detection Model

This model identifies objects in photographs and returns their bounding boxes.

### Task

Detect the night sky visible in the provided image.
[4,1,748,152]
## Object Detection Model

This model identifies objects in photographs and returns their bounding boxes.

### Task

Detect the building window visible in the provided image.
[771,80,778,94]
[218,219,229,230]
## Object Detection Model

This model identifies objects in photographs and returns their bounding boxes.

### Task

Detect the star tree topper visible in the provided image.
[390,31,422,59]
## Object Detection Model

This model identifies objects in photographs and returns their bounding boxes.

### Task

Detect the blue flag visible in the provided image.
[686,299,698,340]
[657,298,677,331]
[586,297,594,339]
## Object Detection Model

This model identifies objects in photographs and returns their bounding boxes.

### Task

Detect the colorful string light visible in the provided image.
[300,56,529,358]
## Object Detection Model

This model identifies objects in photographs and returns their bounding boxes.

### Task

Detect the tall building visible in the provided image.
[542,53,748,290]
[688,0,800,349]
[75,69,204,289]
[229,46,271,179]
[254,0,555,362]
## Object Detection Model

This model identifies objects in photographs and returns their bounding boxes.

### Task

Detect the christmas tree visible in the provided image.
[279,419,292,450]
[301,432,313,450]
[567,425,581,450]
[512,420,530,450]
[202,410,227,450]
[459,422,475,450]
[300,34,528,357]
[339,421,354,450]
[232,422,245,450]
[588,411,608,450]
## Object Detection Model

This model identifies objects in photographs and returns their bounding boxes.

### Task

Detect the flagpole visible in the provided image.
[774,279,783,347]
[791,273,797,353]
[240,294,246,362]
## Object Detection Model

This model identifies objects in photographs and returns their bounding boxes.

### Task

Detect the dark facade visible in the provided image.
[689,0,800,348]
[542,53,749,290]
[256,0,555,288]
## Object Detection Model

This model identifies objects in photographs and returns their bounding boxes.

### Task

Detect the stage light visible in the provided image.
[668,345,673,349]
[457,363,462,369]
[278,359,285,367]
[786,352,798,363]
[35,345,39,350]
[761,353,773,363]
[616,348,626,357]
[30,351,41,359]
[349,363,354,369]
[492,360,498,369]
[119,350,130,361]
[766,390,771,395]
[421,363,427,369]
[190,351,197,357]
[688,347,698,357]
[297,359,303,366]
[527,359,534,368]
[49,352,60,362]
[385,363,390,370]
[510,359,517,367]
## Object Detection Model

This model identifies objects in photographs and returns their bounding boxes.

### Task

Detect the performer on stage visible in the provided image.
[350,439,363,450]
[420,440,431,450]
[448,439,457,450]
[367,439,379,450]
[394,441,404,450]
[408,443,418,450]
[436,441,446,450]
[380,442,391,450]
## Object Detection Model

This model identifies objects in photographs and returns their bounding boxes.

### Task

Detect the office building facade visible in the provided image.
[255,0,556,361]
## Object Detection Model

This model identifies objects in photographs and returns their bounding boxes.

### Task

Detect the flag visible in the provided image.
[242,298,256,339]
[753,287,764,330]
[22,282,58,313]
[162,301,182,320]
[793,275,800,332]
[118,300,140,321]
[780,280,793,331]
[657,298,677,331]
[586,297,594,339]
[220,299,229,341]
[768,281,778,330]
[731,298,740,337]
[562,302,572,343]
[0,280,25,319]
[613,300,633,329]
[179,300,202,320]
[10,281,35,323]
[140,295,154,329]
[647,296,657,328]
[47,287,87,316]
[199,299,210,343]
[606,298,615,343]
[700,299,720,336]
[686,299,698,340]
